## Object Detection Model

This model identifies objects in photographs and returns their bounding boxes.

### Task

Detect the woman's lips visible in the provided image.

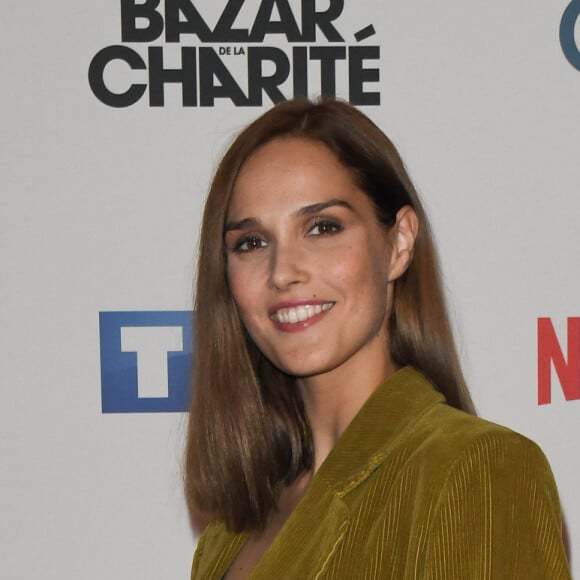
[270,302,334,332]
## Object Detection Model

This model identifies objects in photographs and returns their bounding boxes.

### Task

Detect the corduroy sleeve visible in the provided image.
[423,432,571,580]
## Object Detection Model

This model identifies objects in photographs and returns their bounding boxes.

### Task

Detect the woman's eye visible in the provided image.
[233,235,267,253]
[308,220,342,236]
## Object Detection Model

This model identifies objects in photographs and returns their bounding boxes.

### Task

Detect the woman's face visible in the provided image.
[225,137,400,383]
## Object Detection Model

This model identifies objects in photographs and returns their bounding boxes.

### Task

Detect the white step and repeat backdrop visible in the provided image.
[2,1,579,578]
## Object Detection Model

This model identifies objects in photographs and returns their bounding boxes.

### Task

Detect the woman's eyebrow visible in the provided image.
[224,217,259,233]
[296,199,353,216]
[224,200,352,232]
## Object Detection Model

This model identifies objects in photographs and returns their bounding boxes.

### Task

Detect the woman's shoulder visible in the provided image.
[343,367,555,493]
[381,368,549,471]
[405,396,556,491]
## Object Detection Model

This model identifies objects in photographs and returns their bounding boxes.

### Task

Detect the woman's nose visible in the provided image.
[268,242,309,291]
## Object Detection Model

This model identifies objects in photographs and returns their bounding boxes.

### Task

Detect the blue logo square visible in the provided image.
[99,311,194,413]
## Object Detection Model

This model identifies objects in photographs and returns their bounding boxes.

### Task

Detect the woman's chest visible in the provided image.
[195,467,440,580]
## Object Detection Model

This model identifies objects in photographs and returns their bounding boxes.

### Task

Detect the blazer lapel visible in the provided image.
[250,479,350,579]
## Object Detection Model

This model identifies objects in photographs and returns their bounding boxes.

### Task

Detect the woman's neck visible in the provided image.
[299,355,399,473]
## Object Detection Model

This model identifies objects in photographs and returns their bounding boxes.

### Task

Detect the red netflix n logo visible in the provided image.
[537,317,580,405]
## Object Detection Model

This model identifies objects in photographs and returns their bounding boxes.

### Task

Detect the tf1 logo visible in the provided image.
[537,317,580,405]
[99,311,193,413]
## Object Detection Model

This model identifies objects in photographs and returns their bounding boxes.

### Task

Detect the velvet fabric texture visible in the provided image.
[190,367,570,579]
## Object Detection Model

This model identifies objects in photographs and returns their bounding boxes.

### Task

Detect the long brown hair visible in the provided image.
[185,99,475,533]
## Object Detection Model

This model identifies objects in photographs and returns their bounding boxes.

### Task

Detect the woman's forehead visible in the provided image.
[228,137,358,217]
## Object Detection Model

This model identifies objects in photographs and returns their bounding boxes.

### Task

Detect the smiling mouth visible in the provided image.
[271,303,334,324]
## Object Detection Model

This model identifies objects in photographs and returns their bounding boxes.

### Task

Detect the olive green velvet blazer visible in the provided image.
[191,367,570,579]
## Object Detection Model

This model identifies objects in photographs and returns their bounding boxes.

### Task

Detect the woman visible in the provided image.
[185,99,570,579]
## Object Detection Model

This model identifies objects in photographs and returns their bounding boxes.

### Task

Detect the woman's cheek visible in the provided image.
[228,261,264,316]
[323,245,361,282]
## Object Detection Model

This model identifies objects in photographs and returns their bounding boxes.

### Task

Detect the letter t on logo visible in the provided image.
[121,326,183,398]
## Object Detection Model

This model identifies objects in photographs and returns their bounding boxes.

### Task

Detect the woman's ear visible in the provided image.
[388,205,419,282]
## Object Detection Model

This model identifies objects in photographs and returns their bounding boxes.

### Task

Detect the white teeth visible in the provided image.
[272,303,334,324]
